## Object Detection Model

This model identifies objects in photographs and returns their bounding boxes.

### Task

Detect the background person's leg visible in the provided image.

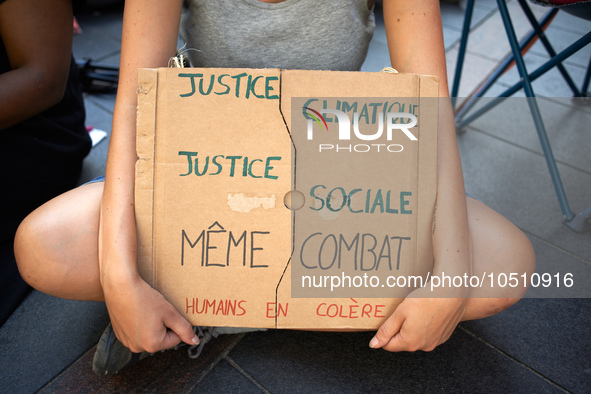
[0,241,31,326]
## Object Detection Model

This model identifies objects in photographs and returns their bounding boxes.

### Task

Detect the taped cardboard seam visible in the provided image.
[273,69,297,329]
[151,69,171,291]
[136,68,158,286]
[273,68,303,329]
[275,69,285,328]
[416,75,439,278]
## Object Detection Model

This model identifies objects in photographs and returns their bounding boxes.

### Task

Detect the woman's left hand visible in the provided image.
[369,286,467,352]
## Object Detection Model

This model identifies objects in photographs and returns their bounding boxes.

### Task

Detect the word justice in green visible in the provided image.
[178,72,279,100]
[178,151,281,180]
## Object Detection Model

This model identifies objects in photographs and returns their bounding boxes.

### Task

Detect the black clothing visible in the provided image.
[0,15,92,325]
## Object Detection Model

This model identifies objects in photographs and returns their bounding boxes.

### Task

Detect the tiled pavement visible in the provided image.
[1,1,590,392]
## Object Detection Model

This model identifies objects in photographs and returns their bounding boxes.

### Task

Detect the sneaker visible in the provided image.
[92,323,143,375]
[92,324,220,375]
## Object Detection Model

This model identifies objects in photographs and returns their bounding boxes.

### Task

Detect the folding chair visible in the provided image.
[451,0,591,232]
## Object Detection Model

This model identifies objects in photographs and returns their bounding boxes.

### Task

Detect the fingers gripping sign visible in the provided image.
[161,306,200,350]
[369,295,467,352]
[369,308,406,351]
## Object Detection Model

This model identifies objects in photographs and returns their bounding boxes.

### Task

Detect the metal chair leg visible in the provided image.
[454,8,558,126]
[450,0,475,108]
[496,0,576,223]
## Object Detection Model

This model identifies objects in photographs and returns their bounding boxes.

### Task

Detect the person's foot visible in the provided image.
[92,323,143,375]
[92,324,220,375]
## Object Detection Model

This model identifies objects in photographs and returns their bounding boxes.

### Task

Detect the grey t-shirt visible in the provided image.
[180,0,375,71]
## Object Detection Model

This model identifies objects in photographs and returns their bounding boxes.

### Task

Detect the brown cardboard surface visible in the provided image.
[136,67,438,329]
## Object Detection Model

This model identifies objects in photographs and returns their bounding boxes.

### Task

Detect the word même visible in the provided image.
[181,222,270,268]
[299,232,412,271]
[178,72,279,99]
[310,185,413,214]
[178,151,281,179]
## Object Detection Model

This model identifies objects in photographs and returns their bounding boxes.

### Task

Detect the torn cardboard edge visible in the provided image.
[135,67,438,329]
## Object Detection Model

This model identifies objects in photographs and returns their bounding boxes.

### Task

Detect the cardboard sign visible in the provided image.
[135,67,438,329]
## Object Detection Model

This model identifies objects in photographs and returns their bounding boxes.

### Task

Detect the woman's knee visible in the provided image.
[14,207,59,290]
[14,182,103,296]
[467,198,536,307]
[469,198,535,274]
[496,217,536,298]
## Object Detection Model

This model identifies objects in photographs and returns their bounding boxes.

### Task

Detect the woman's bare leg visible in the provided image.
[14,184,535,323]
[14,181,104,301]
[462,197,536,321]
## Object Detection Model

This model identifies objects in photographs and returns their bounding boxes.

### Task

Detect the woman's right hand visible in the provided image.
[102,272,199,353]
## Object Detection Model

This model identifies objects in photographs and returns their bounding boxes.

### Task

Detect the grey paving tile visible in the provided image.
[75,6,124,43]
[191,358,264,393]
[453,61,586,100]
[528,24,591,69]
[93,53,122,74]
[459,1,547,62]
[72,6,123,62]
[78,99,111,184]
[227,329,562,393]
[453,78,528,101]
[84,96,114,130]
[361,39,391,72]
[446,46,503,97]
[0,291,109,393]
[38,334,242,393]
[550,7,591,35]
[495,51,589,97]
[461,297,591,393]
[473,0,500,13]
[361,10,389,72]
[524,234,591,299]
[457,125,591,261]
[485,80,528,97]
[440,0,496,33]
[466,96,591,170]
[86,91,117,117]
[80,149,108,185]
[72,29,121,63]
[443,26,463,52]
[79,139,109,185]
[371,5,387,45]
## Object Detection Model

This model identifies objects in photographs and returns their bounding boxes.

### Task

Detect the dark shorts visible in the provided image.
[84,175,105,185]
